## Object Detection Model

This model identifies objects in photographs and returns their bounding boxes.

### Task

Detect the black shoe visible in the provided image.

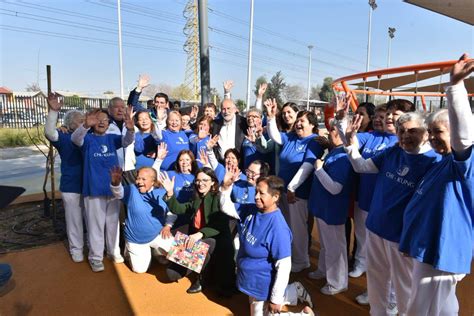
[186,279,202,294]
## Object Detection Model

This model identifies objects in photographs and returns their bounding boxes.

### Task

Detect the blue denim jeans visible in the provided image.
[0,263,12,287]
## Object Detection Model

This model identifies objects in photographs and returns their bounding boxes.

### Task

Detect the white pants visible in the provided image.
[84,196,121,261]
[288,199,310,272]
[353,204,368,271]
[249,282,305,316]
[125,233,174,273]
[316,218,348,290]
[366,231,413,316]
[62,192,86,256]
[407,260,465,316]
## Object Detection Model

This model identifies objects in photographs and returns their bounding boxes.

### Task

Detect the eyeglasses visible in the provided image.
[195,179,211,184]
[245,169,260,177]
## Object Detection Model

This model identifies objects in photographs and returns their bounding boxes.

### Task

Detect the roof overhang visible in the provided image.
[404,0,474,25]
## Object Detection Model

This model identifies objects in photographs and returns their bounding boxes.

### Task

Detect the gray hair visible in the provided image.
[64,110,84,130]
[396,112,427,131]
[247,107,262,118]
[108,97,124,109]
[425,109,449,127]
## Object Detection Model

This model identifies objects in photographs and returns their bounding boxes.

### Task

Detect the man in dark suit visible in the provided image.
[212,98,248,163]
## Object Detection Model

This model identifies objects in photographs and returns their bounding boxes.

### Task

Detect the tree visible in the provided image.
[283,84,305,102]
[266,71,286,106]
[26,83,41,92]
[254,76,267,97]
[170,84,193,100]
[235,99,246,113]
[210,87,221,105]
[318,77,334,102]
[310,85,321,100]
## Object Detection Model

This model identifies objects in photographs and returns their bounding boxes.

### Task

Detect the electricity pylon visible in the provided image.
[183,0,200,101]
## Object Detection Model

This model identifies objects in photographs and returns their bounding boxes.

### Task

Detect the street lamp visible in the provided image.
[306,45,313,111]
[246,0,255,111]
[366,0,377,73]
[387,27,396,68]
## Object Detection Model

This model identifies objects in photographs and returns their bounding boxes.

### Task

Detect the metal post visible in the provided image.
[117,0,124,99]
[46,65,55,218]
[387,27,396,79]
[198,0,210,105]
[306,45,313,111]
[246,0,255,111]
[366,0,377,73]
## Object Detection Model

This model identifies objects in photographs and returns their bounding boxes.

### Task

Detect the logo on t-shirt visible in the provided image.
[296,144,305,152]
[415,178,425,195]
[101,145,108,154]
[93,144,115,158]
[396,165,410,177]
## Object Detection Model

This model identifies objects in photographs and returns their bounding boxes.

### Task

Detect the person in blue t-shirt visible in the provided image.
[45,93,86,263]
[189,116,213,158]
[307,121,355,296]
[265,98,322,273]
[399,54,474,316]
[71,107,135,273]
[110,166,176,273]
[133,111,160,169]
[344,111,441,315]
[219,174,314,315]
[241,108,272,170]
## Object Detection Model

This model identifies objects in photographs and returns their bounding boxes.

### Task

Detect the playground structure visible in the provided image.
[332,59,474,112]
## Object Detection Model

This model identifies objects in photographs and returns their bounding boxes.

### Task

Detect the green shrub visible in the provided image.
[0,127,48,148]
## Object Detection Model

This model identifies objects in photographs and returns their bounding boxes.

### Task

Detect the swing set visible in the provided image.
[331,59,474,112]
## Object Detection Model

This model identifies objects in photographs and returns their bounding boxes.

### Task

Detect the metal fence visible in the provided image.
[0,95,111,128]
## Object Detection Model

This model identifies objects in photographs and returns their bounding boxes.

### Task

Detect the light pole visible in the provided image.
[366,0,377,73]
[306,45,313,111]
[387,27,396,68]
[117,0,124,99]
[245,0,255,111]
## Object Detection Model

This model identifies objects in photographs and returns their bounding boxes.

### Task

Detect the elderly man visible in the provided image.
[212,98,248,162]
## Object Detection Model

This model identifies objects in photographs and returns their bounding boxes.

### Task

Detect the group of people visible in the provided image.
[44,54,473,316]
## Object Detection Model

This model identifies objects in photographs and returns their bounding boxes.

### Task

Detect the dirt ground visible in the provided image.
[0,200,473,315]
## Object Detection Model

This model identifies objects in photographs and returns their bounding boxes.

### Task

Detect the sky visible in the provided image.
[0,0,472,103]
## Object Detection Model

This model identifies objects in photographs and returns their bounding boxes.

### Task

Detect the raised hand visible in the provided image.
[137,74,151,91]
[335,94,351,120]
[198,147,209,166]
[450,53,474,86]
[257,82,268,98]
[110,166,123,186]
[245,127,257,143]
[264,98,278,119]
[124,105,136,130]
[206,134,220,150]
[190,104,199,120]
[197,126,209,139]
[159,171,175,197]
[47,92,63,111]
[345,114,363,146]
[156,142,168,160]
[222,164,240,189]
[84,110,98,129]
[223,80,234,93]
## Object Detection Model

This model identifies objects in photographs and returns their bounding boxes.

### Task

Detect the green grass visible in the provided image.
[0,127,48,148]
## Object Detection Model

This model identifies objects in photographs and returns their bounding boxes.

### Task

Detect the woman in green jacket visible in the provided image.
[160,167,235,295]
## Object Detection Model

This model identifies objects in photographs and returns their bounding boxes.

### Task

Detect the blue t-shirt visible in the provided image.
[189,134,210,158]
[51,131,83,193]
[278,133,321,199]
[308,146,355,225]
[241,138,271,170]
[356,131,398,211]
[237,208,292,301]
[82,133,122,197]
[366,145,441,242]
[399,147,474,274]
[123,185,168,244]
[167,171,195,203]
[231,179,257,215]
[134,132,156,169]
[158,130,190,171]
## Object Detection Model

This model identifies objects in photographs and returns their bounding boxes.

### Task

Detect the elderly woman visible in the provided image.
[220,172,314,315]
[45,93,86,263]
[160,167,235,296]
[399,54,474,316]
[344,109,441,315]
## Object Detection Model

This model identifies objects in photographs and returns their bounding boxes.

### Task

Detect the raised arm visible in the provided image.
[109,166,124,199]
[127,74,150,112]
[151,143,168,173]
[219,185,240,220]
[264,99,283,145]
[447,53,474,160]
[45,92,62,142]
[223,80,234,100]
[122,106,136,147]
[255,82,267,111]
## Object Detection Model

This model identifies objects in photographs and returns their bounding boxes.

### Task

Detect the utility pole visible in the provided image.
[306,45,313,111]
[246,0,255,111]
[117,0,124,99]
[198,0,210,105]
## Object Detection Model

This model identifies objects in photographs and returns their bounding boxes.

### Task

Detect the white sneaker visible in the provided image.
[89,260,104,272]
[308,269,326,280]
[320,284,347,296]
[387,302,398,315]
[355,291,369,305]
[349,266,365,278]
[71,253,84,263]
[108,254,124,264]
[293,281,313,308]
